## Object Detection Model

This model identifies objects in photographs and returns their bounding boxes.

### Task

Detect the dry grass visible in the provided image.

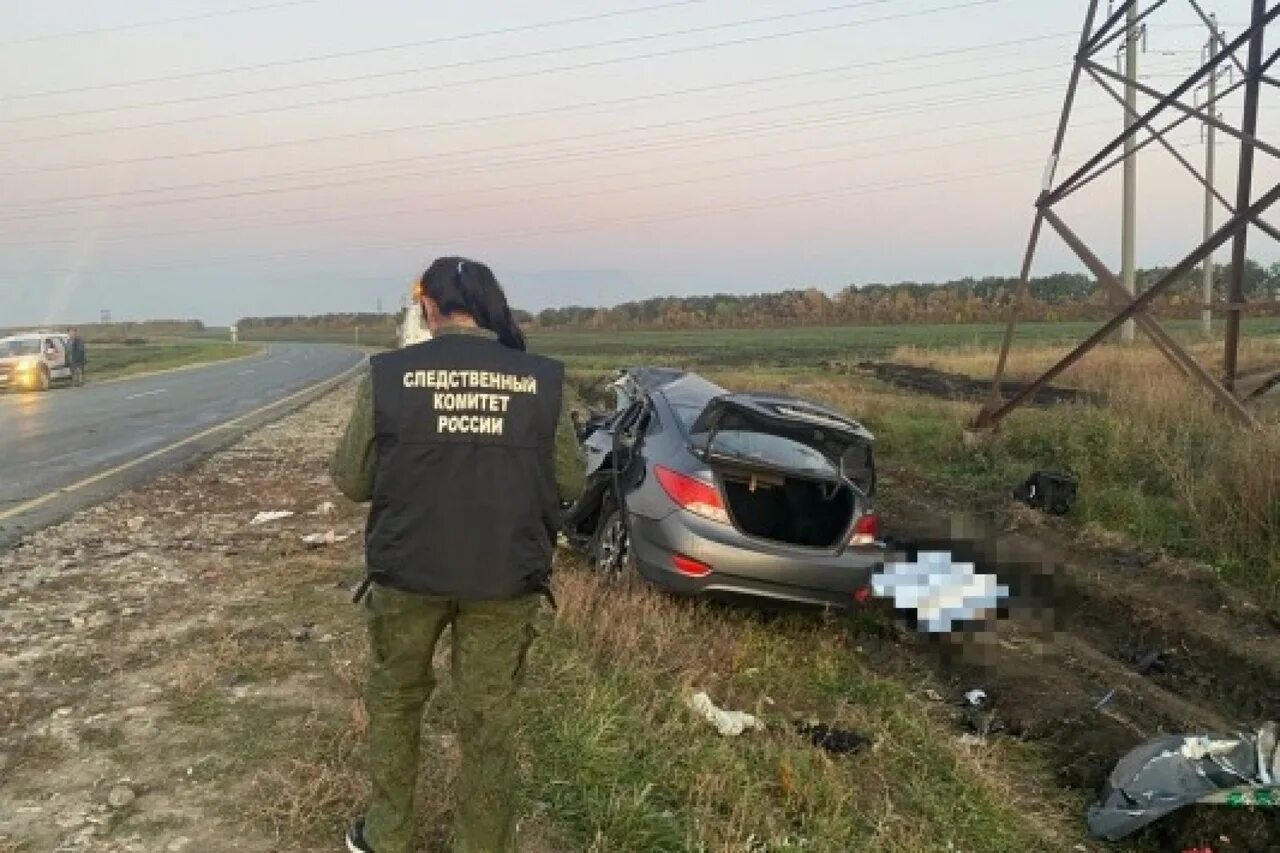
[244,712,368,844]
[889,337,1280,396]
[521,564,1086,852]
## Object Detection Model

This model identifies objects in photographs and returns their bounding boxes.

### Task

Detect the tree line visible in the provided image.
[233,262,1280,335]
[533,262,1280,330]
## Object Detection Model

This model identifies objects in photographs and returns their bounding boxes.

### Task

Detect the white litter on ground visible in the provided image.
[249,510,295,526]
[302,530,351,547]
[687,692,765,737]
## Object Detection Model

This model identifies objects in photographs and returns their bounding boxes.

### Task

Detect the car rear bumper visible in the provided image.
[628,510,883,610]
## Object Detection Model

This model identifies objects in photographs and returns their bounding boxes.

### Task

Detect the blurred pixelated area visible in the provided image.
[873,513,1062,651]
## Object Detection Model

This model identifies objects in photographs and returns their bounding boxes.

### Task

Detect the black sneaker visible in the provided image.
[346,817,374,853]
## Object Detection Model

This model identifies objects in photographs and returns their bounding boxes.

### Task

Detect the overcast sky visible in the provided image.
[0,0,1276,326]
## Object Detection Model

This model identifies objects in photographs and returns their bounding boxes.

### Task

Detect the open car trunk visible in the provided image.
[689,394,875,550]
[720,470,855,548]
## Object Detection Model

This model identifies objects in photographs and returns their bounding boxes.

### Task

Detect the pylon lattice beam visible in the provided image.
[977,0,1278,430]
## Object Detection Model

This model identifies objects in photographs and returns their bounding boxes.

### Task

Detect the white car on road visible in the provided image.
[0,333,81,392]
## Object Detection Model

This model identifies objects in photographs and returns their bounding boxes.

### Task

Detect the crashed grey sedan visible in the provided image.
[562,367,886,610]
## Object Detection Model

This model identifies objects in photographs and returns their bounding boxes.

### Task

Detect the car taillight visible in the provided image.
[672,553,713,577]
[654,466,730,524]
[850,513,879,546]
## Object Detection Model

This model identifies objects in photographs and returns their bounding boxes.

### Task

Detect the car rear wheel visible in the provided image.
[589,503,633,584]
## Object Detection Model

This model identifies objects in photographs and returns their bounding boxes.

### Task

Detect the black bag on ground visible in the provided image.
[1012,470,1077,515]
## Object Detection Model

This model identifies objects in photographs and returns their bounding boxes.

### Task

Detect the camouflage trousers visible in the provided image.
[362,583,540,853]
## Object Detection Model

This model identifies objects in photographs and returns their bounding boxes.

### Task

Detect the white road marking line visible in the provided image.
[125,388,168,401]
[238,369,256,376]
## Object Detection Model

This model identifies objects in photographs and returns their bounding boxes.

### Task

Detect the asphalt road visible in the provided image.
[0,342,364,548]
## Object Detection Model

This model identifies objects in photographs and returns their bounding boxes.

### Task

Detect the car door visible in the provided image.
[43,337,70,379]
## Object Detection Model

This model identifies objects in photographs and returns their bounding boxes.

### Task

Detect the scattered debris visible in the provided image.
[923,688,944,702]
[250,510,295,526]
[960,688,1001,737]
[795,721,871,755]
[1093,689,1117,711]
[125,516,145,532]
[301,530,351,547]
[1133,649,1171,675]
[1087,722,1280,841]
[686,692,764,737]
[957,733,987,748]
[1012,470,1077,516]
[313,501,337,516]
[290,624,315,642]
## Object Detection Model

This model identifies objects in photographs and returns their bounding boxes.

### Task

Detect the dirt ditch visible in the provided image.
[826,360,1101,407]
[874,473,1280,852]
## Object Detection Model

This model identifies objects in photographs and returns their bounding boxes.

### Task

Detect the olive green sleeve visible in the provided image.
[555,387,585,505]
[330,370,376,503]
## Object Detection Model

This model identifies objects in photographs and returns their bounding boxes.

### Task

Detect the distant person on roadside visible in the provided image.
[67,328,86,385]
[330,257,582,853]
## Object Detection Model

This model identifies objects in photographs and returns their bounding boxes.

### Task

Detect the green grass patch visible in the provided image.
[514,573,1081,852]
[88,341,260,381]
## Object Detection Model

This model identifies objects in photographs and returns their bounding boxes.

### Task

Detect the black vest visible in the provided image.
[367,333,564,599]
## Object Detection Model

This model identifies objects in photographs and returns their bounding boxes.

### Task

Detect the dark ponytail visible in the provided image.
[420,256,527,351]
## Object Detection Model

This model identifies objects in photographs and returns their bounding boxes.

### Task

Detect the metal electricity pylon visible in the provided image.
[976,0,1280,431]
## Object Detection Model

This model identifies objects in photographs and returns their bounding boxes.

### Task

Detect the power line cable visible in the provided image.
[9,134,1209,280]
[0,0,322,46]
[1,161,1050,277]
[0,65,1065,215]
[1,62,1066,210]
[3,0,893,120]
[4,109,1113,245]
[5,30,1075,177]
[2,0,1001,144]
[0,0,719,100]
[7,128,1210,279]
[5,82,1081,242]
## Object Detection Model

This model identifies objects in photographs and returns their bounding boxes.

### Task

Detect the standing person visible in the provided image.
[330,257,581,853]
[67,328,86,385]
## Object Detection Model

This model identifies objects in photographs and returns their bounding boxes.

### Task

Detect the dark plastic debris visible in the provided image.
[1012,470,1077,515]
[1087,722,1280,841]
[1133,649,1170,675]
[795,721,871,755]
